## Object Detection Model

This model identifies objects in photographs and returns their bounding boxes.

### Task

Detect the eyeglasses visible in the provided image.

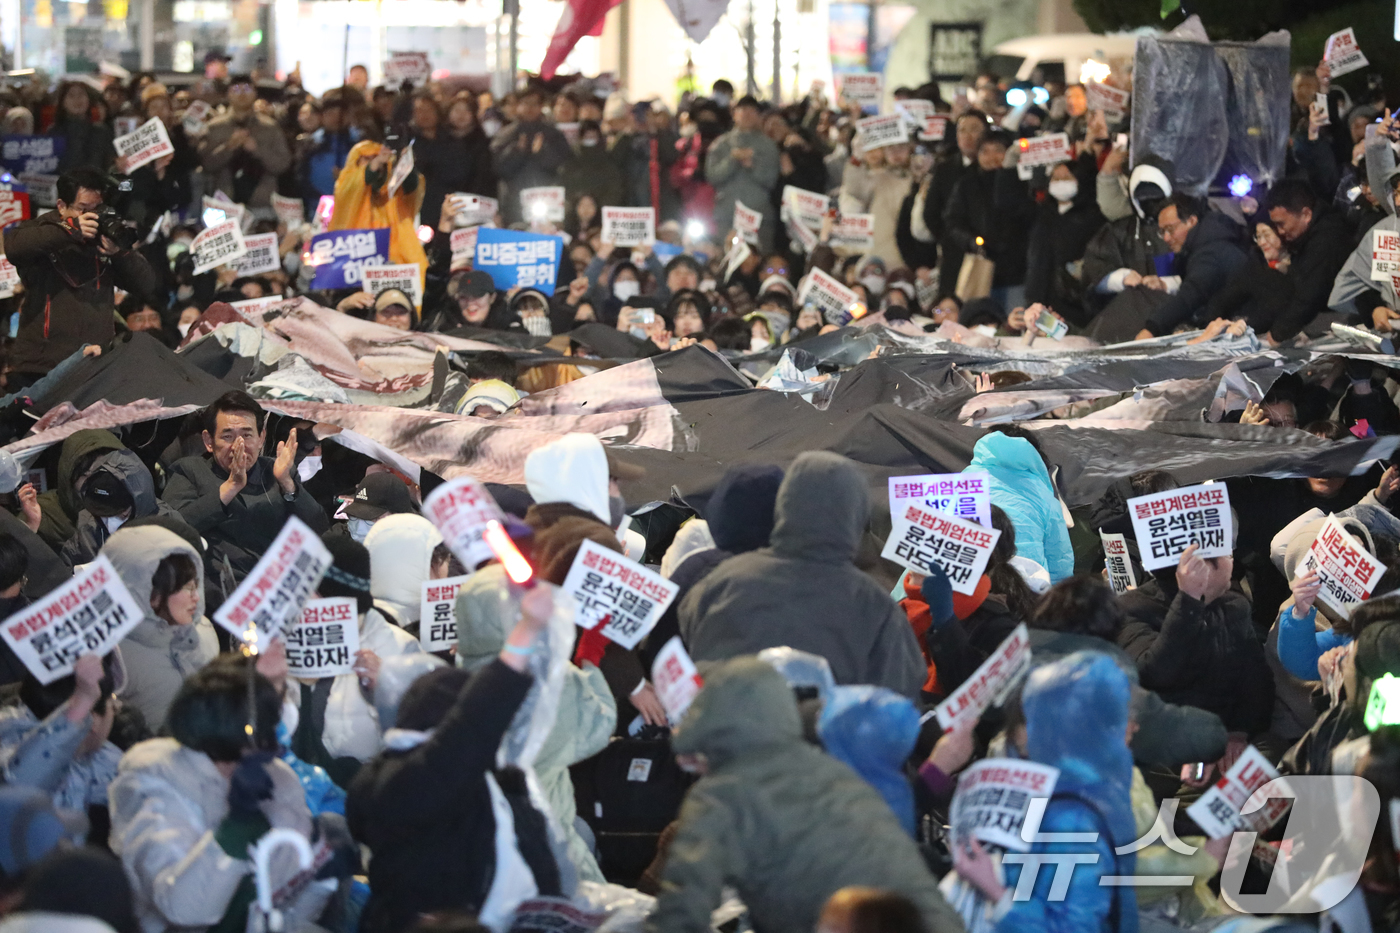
[1159,219,1188,238]
[179,580,199,596]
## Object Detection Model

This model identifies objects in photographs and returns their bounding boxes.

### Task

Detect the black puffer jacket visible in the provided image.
[1142,210,1249,337]
[943,165,1035,288]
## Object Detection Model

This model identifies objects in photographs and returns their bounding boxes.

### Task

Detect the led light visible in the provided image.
[530,202,548,220]
[685,219,705,240]
[1228,174,1253,198]
[416,224,434,243]
[1080,59,1111,85]
[1005,87,1027,107]
[849,302,868,320]
[249,29,263,44]
[202,206,226,227]
[1366,673,1400,731]
[1031,87,1049,106]
[484,519,534,585]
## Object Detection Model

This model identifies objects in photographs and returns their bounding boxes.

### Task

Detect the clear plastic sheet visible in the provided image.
[755,647,836,701]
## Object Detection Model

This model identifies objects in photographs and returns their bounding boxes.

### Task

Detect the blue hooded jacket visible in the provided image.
[999,651,1137,933]
[965,432,1074,582]
[816,685,920,835]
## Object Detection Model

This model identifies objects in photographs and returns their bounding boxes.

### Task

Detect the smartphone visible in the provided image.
[636,308,655,325]
[1114,133,1128,150]
[1190,762,1207,782]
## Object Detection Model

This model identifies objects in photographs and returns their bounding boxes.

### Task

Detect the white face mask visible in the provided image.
[750,336,770,352]
[297,455,323,482]
[348,517,374,542]
[482,118,502,136]
[860,274,886,295]
[177,322,193,338]
[581,137,599,147]
[102,515,126,534]
[1049,179,1079,203]
[613,280,640,301]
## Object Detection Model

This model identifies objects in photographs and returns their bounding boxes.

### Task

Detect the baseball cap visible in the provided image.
[344,472,417,521]
[82,470,135,518]
[449,270,497,301]
[373,288,414,315]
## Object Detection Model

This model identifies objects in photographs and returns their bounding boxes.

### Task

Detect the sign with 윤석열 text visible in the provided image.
[0,555,143,684]
[191,219,248,275]
[1102,532,1137,594]
[796,267,861,326]
[934,623,1031,731]
[521,186,565,223]
[602,206,656,247]
[284,598,360,679]
[308,228,390,289]
[474,227,562,295]
[422,475,505,570]
[838,72,882,112]
[950,759,1059,852]
[651,635,703,725]
[888,472,991,529]
[561,539,678,650]
[782,185,829,228]
[362,263,423,309]
[0,190,30,228]
[212,517,332,651]
[420,574,471,652]
[0,136,63,175]
[882,501,1001,595]
[830,214,875,251]
[271,193,306,229]
[1300,514,1385,618]
[1186,745,1292,839]
[112,117,173,171]
[1016,133,1073,168]
[1126,482,1232,571]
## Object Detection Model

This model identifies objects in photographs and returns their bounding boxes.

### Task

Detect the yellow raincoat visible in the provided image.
[329,140,428,298]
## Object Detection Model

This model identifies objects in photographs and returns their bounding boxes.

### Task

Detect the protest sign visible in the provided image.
[422,475,506,570]
[452,193,498,227]
[1127,482,1232,571]
[1324,27,1368,78]
[475,227,562,295]
[724,239,751,282]
[419,574,471,652]
[230,296,286,314]
[838,72,882,112]
[1085,81,1128,118]
[894,98,934,128]
[796,267,862,326]
[363,263,423,309]
[308,228,390,289]
[949,759,1060,851]
[920,113,949,142]
[1034,307,1068,340]
[1186,745,1292,839]
[113,117,173,172]
[230,232,281,276]
[787,217,818,254]
[830,214,875,251]
[934,624,1032,731]
[521,186,565,223]
[387,142,414,198]
[18,173,57,207]
[651,635,703,725]
[213,517,332,651]
[113,115,140,138]
[601,206,655,247]
[311,195,335,235]
[0,256,18,299]
[561,539,678,649]
[1300,515,1385,618]
[0,190,29,227]
[191,219,248,275]
[284,598,360,679]
[1,136,63,175]
[1016,133,1073,168]
[1373,228,1400,282]
[782,185,829,228]
[272,193,306,230]
[888,472,992,528]
[201,194,248,229]
[857,114,909,149]
[0,555,143,684]
[384,51,431,87]
[182,99,212,135]
[882,501,1001,595]
[734,200,763,245]
[1101,532,1137,594]
[450,227,478,267]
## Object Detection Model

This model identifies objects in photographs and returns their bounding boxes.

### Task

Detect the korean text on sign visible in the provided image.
[422,475,505,570]
[308,228,390,289]
[191,219,248,275]
[651,635,703,725]
[1017,133,1073,169]
[601,207,655,247]
[213,517,332,651]
[1300,515,1385,618]
[856,114,909,150]
[363,263,423,309]
[0,191,30,228]
[475,227,563,295]
[893,98,933,129]
[113,117,174,172]
[1324,27,1368,78]
[1085,81,1128,118]
[0,555,144,684]
[0,136,63,175]
[1373,228,1400,282]
[949,759,1060,852]
[284,598,360,679]
[1126,482,1232,571]
[450,227,478,267]
[934,624,1031,731]
[830,214,875,251]
[733,200,762,245]
[887,471,992,529]
[881,502,1001,596]
[230,232,280,276]
[838,73,882,112]
[1186,745,1292,839]
[271,193,305,230]
[796,267,861,326]
[1101,532,1137,595]
[520,186,565,223]
[419,574,471,652]
[920,114,949,142]
[782,185,829,228]
[562,539,678,650]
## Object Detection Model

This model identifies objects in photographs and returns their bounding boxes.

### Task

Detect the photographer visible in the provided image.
[2,167,158,389]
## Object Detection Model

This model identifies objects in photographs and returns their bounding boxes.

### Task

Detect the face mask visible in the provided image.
[102,515,126,534]
[297,455,323,482]
[348,517,374,543]
[609,494,626,530]
[483,118,501,136]
[177,322,193,338]
[581,137,599,147]
[1048,179,1079,203]
[750,336,770,352]
[613,280,640,301]
[860,274,886,295]
[714,92,731,108]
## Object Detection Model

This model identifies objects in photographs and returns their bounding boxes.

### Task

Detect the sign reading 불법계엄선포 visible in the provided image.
[191,219,248,275]
[949,758,1060,851]
[419,574,471,652]
[1102,532,1137,594]
[881,501,1001,595]
[212,517,332,651]
[362,263,423,309]
[229,232,280,276]
[1126,482,1232,571]
[284,598,360,679]
[734,200,762,245]
[796,267,861,326]
[888,472,991,529]
[561,539,678,650]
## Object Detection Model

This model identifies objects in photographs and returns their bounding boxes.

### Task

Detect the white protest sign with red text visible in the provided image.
[734,200,763,245]
[521,186,566,223]
[230,232,280,276]
[1017,133,1073,168]
[0,190,30,227]
[1126,482,1232,571]
[888,472,991,529]
[422,475,505,570]
[452,194,498,227]
[213,517,332,651]
[921,114,949,142]
[1186,746,1292,839]
[284,598,360,679]
[420,574,471,652]
[796,267,862,326]
[363,263,423,309]
[934,624,1032,731]
[113,117,174,172]
[838,73,882,111]
[1373,228,1400,282]
[882,502,1001,595]
[782,186,829,228]
[1300,515,1385,618]
[450,227,479,268]
[950,759,1060,851]
[561,539,678,649]
[894,98,934,129]
[1324,28,1368,78]
[830,214,875,251]
[191,219,248,275]
[0,256,19,299]
[1102,532,1137,594]
[856,114,909,149]
[271,193,306,230]
[1085,81,1128,118]
[652,635,703,725]
[602,206,656,247]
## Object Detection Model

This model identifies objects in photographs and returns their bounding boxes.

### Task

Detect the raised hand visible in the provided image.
[272,427,298,495]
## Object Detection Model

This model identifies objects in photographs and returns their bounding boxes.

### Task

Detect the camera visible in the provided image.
[93,204,138,250]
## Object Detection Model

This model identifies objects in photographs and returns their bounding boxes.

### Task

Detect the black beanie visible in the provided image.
[320,531,373,615]
[704,463,784,554]
[22,847,137,933]
[395,667,472,732]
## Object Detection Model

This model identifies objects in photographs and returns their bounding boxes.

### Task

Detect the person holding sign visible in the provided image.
[965,431,1074,583]
[330,139,428,287]
[410,94,498,230]
[706,96,780,251]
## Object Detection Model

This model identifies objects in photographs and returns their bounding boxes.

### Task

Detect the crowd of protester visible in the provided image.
[0,34,1394,933]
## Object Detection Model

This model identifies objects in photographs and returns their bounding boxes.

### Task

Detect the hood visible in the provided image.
[605,261,640,291]
[705,463,784,553]
[672,656,803,767]
[660,519,715,579]
[364,514,443,620]
[1022,651,1136,847]
[769,451,868,564]
[84,449,159,519]
[968,432,1053,488]
[524,433,610,524]
[817,685,920,834]
[55,430,125,520]
[101,525,205,628]
[1127,155,1175,215]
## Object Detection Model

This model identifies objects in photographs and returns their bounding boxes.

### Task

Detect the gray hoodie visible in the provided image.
[60,449,190,569]
[103,526,219,730]
[680,452,926,697]
[1329,130,1399,315]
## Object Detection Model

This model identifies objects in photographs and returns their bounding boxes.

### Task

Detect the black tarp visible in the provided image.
[29,332,234,415]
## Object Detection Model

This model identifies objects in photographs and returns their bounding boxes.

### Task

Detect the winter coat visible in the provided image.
[0,699,120,812]
[1329,131,1399,318]
[706,128,780,252]
[816,685,920,835]
[922,587,1018,696]
[1142,211,1249,337]
[867,165,913,270]
[60,448,190,568]
[364,514,444,634]
[560,145,625,220]
[1203,253,1292,336]
[1080,212,1171,318]
[36,429,126,551]
[109,738,330,933]
[4,211,159,376]
[680,451,926,697]
[1116,578,1274,736]
[1261,207,1353,341]
[1024,163,1106,322]
[104,526,219,730]
[648,657,962,933]
[197,112,293,210]
[414,128,498,229]
[490,120,571,224]
[943,166,1035,288]
[616,130,680,219]
[925,153,976,300]
[964,433,1073,582]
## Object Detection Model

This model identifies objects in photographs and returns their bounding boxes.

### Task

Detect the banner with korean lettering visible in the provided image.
[202,194,247,230]
[450,227,479,267]
[830,214,875,251]
[881,501,1001,595]
[838,73,882,112]
[1085,81,1128,118]
[272,193,306,229]
[1300,515,1385,618]
[521,186,566,223]
[363,263,424,309]
[113,117,174,172]
[422,475,505,570]
[601,206,655,247]
[1101,532,1137,594]
[420,574,471,652]
[949,759,1059,851]
[1324,27,1368,78]
[1186,746,1291,839]
[920,113,949,142]
[782,186,829,229]
[562,539,678,649]
[856,114,909,149]
[1373,228,1400,282]
[651,635,703,725]
[475,228,563,296]
[0,136,64,175]
[308,228,391,289]
[888,472,991,529]
[1126,482,1232,571]
[934,624,1031,731]
[893,98,933,130]
[1017,133,1073,169]
[796,267,862,327]
[191,219,248,275]
[213,517,332,651]
[229,232,280,276]
[0,555,143,684]
[284,598,360,679]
